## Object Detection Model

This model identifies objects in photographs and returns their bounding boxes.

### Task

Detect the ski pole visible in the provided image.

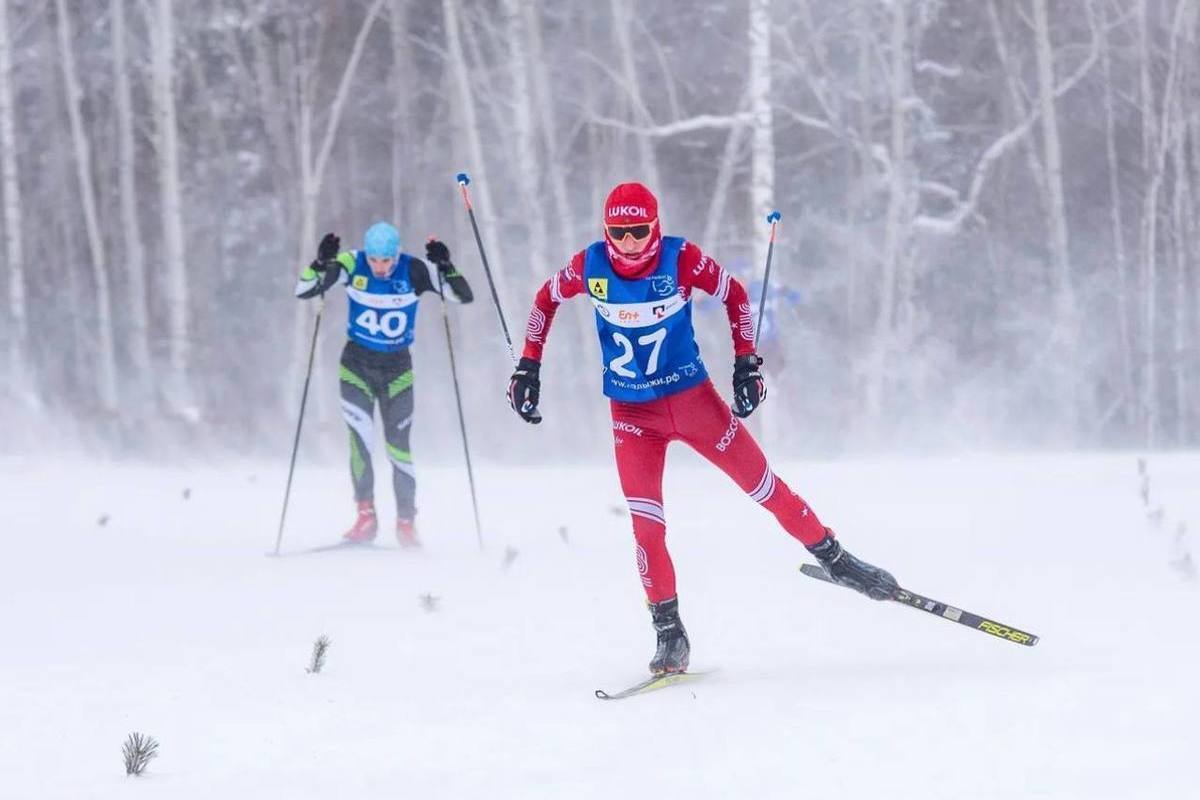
[434,250,485,550]
[455,172,516,361]
[273,296,324,556]
[455,171,541,421]
[753,210,781,348]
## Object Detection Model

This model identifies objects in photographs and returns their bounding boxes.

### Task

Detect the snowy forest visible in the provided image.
[2,0,1199,458]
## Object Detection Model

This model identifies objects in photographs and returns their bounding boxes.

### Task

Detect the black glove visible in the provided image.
[425,239,452,267]
[507,357,542,424]
[732,353,766,418]
[317,232,340,265]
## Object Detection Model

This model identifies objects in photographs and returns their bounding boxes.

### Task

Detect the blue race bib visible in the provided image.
[345,252,419,352]
[583,237,708,402]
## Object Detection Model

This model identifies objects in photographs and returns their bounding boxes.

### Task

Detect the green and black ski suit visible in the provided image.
[295,248,473,518]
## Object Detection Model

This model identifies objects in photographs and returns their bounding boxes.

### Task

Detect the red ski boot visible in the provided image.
[342,501,378,544]
[396,518,421,549]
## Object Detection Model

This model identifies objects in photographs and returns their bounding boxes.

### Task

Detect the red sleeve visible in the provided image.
[678,241,756,356]
[521,251,587,361]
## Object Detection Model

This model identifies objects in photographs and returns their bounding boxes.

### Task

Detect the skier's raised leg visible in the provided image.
[673,381,825,542]
[676,380,898,600]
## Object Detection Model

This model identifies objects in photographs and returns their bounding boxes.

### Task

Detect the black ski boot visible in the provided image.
[648,596,690,675]
[807,530,898,601]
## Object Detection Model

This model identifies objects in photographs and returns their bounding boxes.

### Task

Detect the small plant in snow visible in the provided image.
[501,545,519,570]
[122,732,159,776]
[419,593,440,612]
[307,635,331,674]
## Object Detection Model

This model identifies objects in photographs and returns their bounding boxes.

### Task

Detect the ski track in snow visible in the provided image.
[1,451,1197,799]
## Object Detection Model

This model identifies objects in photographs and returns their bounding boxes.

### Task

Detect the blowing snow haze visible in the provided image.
[0,1,1196,458]
[2,3,1199,799]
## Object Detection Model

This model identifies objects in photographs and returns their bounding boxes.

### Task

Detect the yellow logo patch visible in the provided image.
[978,620,1034,645]
[352,275,368,290]
[588,278,608,300]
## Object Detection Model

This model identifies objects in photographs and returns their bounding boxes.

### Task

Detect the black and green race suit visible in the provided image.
[296,251,473,518]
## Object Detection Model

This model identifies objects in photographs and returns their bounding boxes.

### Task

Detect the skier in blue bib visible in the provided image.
[508,183,897,676]
[295,222,474,547]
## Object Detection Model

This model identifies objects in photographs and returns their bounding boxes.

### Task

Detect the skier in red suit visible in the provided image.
[508,183,897,675]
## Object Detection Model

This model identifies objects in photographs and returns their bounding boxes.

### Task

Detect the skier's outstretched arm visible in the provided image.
[679,242,766,417]
[507,251,587,423]
[422,239,474,303]
[295,233,351,299]
[407,258,449,300]
[678,242,755,354]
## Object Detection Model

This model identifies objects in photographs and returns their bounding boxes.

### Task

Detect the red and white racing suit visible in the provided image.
[523,242,828,603]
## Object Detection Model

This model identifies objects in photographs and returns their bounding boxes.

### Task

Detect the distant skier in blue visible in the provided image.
[295,222,473,547]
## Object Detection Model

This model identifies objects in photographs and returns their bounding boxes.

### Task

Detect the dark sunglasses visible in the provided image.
[607,223,652,240]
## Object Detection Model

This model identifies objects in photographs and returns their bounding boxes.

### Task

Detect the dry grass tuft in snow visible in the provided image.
[121,733,158,776]
[305,635,331,674]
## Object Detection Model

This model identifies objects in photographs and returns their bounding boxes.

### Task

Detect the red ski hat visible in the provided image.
[603,182,662,276]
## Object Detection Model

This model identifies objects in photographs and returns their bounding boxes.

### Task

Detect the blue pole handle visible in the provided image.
[456,172,471,186]
[767,210,781,224]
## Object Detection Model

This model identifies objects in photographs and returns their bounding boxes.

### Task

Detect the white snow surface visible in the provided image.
[2,451,1197,799]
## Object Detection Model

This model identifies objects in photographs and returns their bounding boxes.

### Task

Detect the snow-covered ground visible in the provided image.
[1,450,1197,799]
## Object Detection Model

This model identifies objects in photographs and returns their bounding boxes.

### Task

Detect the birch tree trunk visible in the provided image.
[701,89,749,249]
[40,0,86,389]
[748,0,776,275]
[865,0,914,421]
[291,31,322,422]
[243,22,295,236]
[748,0,779,442]
[293,4,382,252]
[295,39,316,275]
[1168,2,1197,443]
[1138,0,1190,446]
[152,0,194,419]
[522,1,574,256]
[55,0,119,413]
[1136,0,1157,440]
[1169,122,1190,444]
[986,0,1049,212]
[443,0,507,306]
[0,0,27,402]
[1032,0,1079,432]
[1192,82,1200,441]
[610,0,661,192]
[1188,66,1200,443]
[390,0,409,228]
[849,0,874,340]
[393,0,417,231]
[502,0,547,285]
[288,0,384,400]
[1099,0,1136,428]
[112,0,153,407]
[583,0,607,224]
